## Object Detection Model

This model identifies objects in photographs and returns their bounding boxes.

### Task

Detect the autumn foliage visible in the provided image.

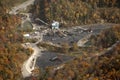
[91,25,120,48]
[0,1,31,79]
[33,0,120,27]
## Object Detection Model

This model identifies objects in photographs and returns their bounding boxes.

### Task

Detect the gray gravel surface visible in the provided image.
[43,24,115,45]
[36,51,73,68]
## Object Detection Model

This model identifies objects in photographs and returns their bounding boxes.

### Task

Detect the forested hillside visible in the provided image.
[32,0,120,27]
[0,0,31,80]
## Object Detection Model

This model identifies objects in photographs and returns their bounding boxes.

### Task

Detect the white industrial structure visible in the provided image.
[51,21,60,30]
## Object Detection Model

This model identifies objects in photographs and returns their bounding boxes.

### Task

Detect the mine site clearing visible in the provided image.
[41,23,115,46]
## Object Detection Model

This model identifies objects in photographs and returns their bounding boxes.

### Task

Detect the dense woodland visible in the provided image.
[33,0,120,26]
[0,1,31,80]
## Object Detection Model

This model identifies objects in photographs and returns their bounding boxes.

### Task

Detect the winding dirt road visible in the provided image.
[9,0,34,14]
[21,43,43,78]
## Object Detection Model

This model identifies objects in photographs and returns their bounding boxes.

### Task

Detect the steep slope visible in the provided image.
[0,1,32,79]
[32,0,120,27]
